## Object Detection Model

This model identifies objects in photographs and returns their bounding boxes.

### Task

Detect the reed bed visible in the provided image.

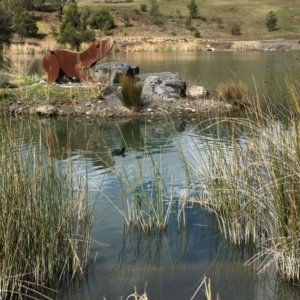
[0,119,94,299]
[181,75,300,283]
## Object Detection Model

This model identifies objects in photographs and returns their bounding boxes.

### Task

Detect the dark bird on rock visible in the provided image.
[111,148,126,156]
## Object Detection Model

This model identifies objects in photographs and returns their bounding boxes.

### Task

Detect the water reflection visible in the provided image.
[5,116,300,300]
[2,51,300,104]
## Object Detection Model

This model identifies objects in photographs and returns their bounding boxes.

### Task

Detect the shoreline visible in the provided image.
[4,37,300,55]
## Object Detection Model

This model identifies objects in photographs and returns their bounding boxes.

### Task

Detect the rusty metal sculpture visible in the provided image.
[42,39,114,84]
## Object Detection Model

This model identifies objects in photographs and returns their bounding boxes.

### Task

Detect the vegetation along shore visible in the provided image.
[2,1,300,298]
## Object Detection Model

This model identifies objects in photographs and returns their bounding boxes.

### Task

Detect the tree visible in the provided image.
[13,11,38,38]
[87,9,115,31]
[187,0,198,19]
[149,0,162,25]
[0,5,14,51]
[266,11,278,32]
[51,0,67,21]
[59,2,95,50]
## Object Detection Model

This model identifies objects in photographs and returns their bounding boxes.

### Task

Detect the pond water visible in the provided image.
[11,116,300,300]
[1,50,300,100]
[1,50,300,299]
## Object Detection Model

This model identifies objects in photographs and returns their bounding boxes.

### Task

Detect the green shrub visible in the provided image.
[266,10,278,31]
[194,29,201,38]
[0,6,13,51]
[149,0,162,25]
[231,24,241,35]
[116,75,143,111]
[217,17,223,28]
[123,12,130,27]
[140,4,147,12]
[185,16,194,31]
[13,12,38,38]
[87,9,115,31]
[187,0,198,19]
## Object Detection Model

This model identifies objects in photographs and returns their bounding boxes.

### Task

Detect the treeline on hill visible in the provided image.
[0,0,280,51]
[0,0,116,51]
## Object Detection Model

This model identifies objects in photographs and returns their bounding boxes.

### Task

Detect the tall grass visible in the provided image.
[116,75,143,111]
[217,78,249,105]
[184,75,300,283]
[0,119,94,299]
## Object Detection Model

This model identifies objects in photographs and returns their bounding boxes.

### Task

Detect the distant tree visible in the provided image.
[187,0,198,19]
[13,11,38,38]
[123,12,130,27]
[140,4,147,12]
[149,0,162,25]
[266,10,278,31]
[0,5,14,51]
[231,24,241,35]
[87,9,115,31]
[51,0,67,21]
[59,2,95,50]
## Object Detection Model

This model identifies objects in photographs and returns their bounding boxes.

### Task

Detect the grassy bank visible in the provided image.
[30,0,300,44]
[0,119,94,299]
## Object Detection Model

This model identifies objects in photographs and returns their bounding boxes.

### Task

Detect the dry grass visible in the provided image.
[10,0,299,49]
[217,78,249,105]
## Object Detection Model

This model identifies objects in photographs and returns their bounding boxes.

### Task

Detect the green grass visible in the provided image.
[74,0,300,40]
[0,118,94,299]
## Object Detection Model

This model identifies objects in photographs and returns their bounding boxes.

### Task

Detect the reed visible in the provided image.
[0,118,94,299]
[116,75,143,111]
[216,78,249,105]
[184,74,300,283]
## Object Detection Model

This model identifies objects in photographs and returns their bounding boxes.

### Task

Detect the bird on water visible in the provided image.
[111,147,126,156]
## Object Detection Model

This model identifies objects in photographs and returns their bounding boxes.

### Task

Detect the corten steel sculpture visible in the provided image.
[42,39,114,84]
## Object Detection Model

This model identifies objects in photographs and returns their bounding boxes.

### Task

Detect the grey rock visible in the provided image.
[187,85,210,99]
[94,62,139,83]
[0,79,17,89]
[137,72,186,103]
[102,84,116,96]
[31,104,56,116]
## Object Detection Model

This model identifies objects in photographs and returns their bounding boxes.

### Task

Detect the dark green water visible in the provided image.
[2,50,300,299]
[7,116,300,300]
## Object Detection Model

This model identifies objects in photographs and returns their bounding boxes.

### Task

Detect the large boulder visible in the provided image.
[136,72,186,103]
[94,62,139,83]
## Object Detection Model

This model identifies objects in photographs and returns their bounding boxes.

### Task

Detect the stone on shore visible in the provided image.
[136,72,186,103]
[94,62,139,83]
[187,85,210,99]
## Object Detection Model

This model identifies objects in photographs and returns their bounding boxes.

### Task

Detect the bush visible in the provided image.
[149,0,162,25]
[0,7,13,51]
[140,4,147,12]
[187,0,198,19]
[116,75,143,111]
[194,30,201,38]
[88,9,115,31]
[123,12,130,27]
[231,24,241,35]
[185,16,194,31]
[266,10,278,31]
[13,12,38,38]
[217,79,248,105]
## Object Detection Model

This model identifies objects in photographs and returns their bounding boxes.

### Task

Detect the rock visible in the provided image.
[136,72,186,103]
[101,84,116,96]
[187,85,210,99]
[94,62,139,83]
[31,104,56,116]
[0,80,17,89]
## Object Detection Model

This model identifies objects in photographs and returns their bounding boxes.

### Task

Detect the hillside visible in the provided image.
[33,0,300,42]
